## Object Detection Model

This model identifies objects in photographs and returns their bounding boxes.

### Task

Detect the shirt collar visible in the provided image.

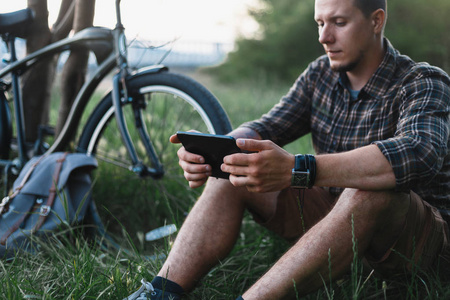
[334,38,398,100]
[362,38,398,100]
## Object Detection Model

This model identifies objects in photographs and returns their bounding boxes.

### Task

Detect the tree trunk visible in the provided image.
[21,0,95,145]
[55,0,96,138]
[21,0,52,142]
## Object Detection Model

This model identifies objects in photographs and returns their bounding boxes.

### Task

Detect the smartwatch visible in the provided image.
[291,154,316,189]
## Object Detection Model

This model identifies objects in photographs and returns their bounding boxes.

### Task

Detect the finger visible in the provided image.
[229,174,268,193]
[228,174,261,192]
[237,138,273,151]
[179,158,211,174]
[223,150,261,168]
[184,170,210,182]
[228,173,248,187]
[170,129,201,144]
[182,164,210,189]
[221,161,249,175]
[178,147,206,164]
[189,179,208,189]
[169,134,181,144]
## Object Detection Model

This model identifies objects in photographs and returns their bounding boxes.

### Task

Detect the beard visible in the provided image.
[330,60,359,73]
[329,50,364,73]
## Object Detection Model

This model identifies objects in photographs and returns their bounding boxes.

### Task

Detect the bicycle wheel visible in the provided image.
[77,70,232,243]
[0,92,12,160]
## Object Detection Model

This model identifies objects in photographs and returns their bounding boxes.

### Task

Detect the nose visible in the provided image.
[318,24,334,45]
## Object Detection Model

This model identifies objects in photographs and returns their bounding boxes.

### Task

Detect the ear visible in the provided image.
[371,9,386,34]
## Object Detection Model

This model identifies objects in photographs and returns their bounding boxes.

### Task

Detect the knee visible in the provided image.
[338,189,410,219]
[202,178,253,206]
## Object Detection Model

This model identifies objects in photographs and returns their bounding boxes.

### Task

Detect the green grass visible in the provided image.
[1,69,449,299]
[2,213,448,299]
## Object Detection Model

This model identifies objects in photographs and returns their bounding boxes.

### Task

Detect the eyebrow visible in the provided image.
[314,14,349,22]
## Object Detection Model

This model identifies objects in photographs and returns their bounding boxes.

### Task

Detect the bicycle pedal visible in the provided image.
[38,125,55,137]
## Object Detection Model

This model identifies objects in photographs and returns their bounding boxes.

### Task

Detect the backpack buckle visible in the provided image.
[40,205,51,216]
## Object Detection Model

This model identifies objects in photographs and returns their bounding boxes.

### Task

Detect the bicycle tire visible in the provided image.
[77,70,232,243]
[0,92,12,160]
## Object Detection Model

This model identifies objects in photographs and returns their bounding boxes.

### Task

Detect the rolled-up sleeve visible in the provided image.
[240,75,312,146]
[373,65,450,192]
[240,58,329,146]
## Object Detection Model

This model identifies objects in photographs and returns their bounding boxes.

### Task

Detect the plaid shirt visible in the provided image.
[242,40,450,208]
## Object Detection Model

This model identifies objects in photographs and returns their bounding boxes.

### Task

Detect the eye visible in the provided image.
[336,21,346,27]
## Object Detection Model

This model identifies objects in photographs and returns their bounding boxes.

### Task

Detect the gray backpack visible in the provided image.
[0,152,98,258]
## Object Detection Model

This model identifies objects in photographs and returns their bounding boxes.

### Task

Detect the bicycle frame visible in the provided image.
[0,0,166,183]
[108,0,165,178]
[0,26,116,171]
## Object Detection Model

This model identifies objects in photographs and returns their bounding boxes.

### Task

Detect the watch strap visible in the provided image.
[305,154,316,187]
[292,154,316,189]
[294,154,306,170]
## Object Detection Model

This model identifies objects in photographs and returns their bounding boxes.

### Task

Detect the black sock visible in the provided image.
[151,276,185,295]
[236,296,244,300]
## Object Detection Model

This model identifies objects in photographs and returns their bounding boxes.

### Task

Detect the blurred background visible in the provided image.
[2,0,449,80]
[1,0,257,70]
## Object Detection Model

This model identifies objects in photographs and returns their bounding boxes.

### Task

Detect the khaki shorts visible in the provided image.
[252,187,450,277]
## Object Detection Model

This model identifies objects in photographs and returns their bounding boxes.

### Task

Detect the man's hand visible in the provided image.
[169,127,290,191]
[169,133,211,188]
[222,139,295,193]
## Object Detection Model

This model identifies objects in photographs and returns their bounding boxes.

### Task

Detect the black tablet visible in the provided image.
[176,131,241,179]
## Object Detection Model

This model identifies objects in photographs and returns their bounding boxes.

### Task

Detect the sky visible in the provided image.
[2,0,259,44]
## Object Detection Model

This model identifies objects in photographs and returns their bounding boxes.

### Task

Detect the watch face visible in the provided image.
[292,171,309,188]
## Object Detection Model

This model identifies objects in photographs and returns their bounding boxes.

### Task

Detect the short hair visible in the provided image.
[353,0,387,17]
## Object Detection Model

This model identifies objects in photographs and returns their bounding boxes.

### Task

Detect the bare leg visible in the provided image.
[242,189,410,299]
[157,177,279,292]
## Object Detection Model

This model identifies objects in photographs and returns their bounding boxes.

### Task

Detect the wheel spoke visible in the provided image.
[77,72,231,244]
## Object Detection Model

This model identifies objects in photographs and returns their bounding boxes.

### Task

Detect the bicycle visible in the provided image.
[0,0,232,243]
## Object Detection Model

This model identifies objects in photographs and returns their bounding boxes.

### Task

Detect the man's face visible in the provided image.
[314,0,376,73]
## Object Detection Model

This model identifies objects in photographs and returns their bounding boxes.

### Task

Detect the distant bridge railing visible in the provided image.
[126,39,234,69]
[0,38,234,71]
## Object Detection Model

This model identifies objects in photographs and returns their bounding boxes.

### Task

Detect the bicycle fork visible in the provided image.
[111,73,165,179]
[111,0,164,179]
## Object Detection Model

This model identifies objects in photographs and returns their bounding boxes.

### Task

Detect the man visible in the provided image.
[125,0,449,298]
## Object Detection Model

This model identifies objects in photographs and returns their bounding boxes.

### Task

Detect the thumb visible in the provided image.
[169,134,181,144]
[236,138,271,152]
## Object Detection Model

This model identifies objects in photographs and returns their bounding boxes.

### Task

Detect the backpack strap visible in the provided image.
[0,152,68,245]
[0,201,43,245]
[0,154,47,216]
[32,152,68,233]
[0,154,50,244]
